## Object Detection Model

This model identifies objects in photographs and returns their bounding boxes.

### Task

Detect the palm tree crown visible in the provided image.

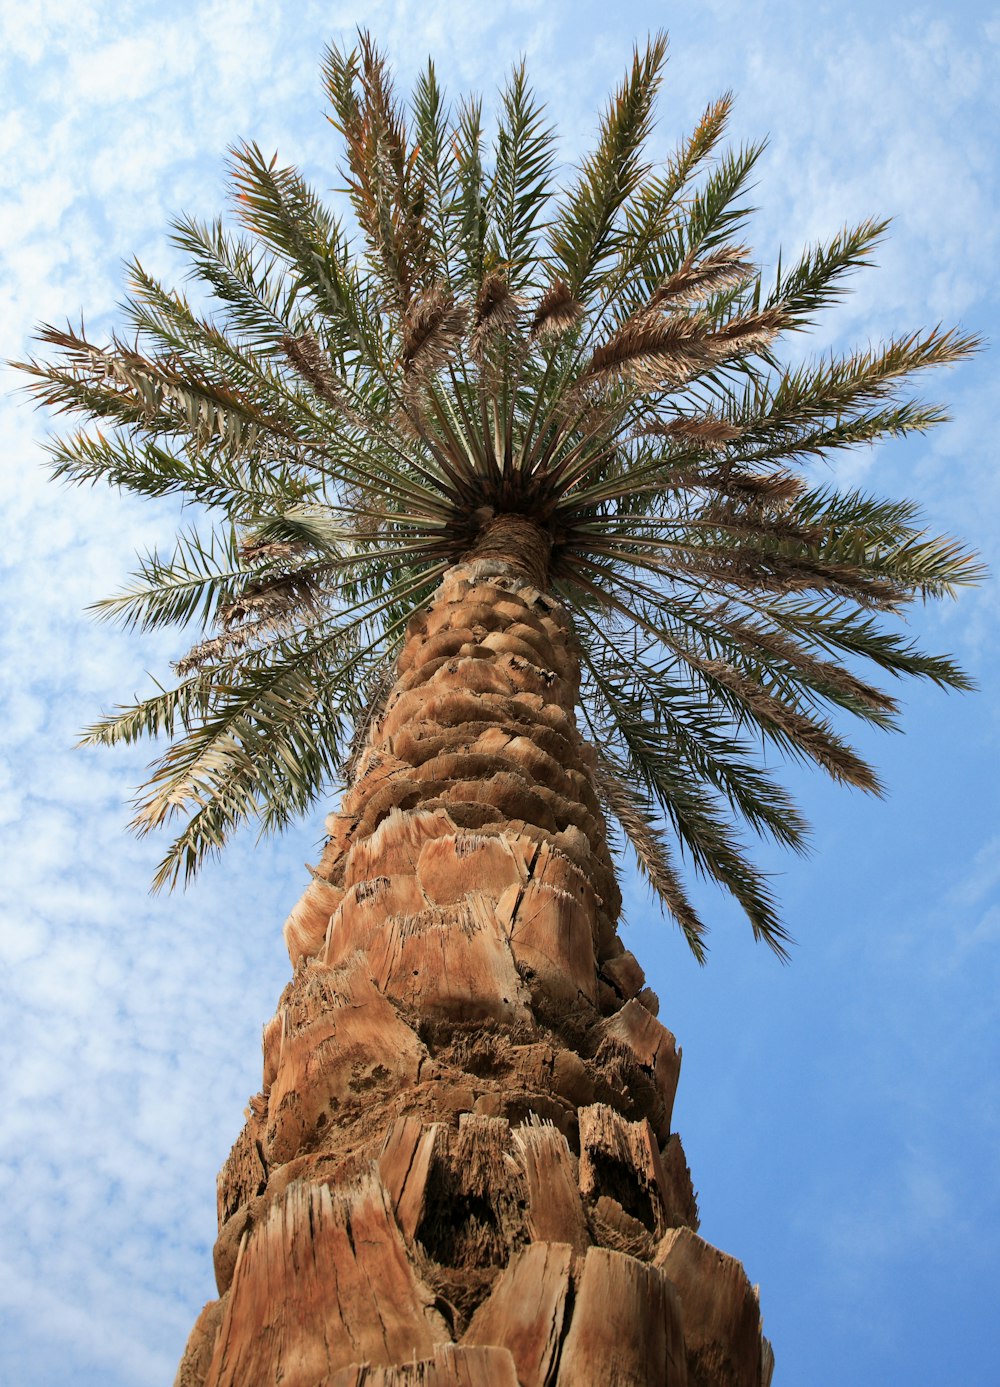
[19,32,980,958]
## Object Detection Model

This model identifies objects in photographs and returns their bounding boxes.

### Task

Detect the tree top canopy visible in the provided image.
[17,31,982,958]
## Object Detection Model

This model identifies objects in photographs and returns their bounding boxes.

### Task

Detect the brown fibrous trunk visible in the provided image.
[176,525,773,1387]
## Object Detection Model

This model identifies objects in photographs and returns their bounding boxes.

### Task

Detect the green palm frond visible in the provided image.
[763,217,889,326]
[91,526,249,633]
[226,142,389,374]
[16,32,981,955]
[323,34,434,312]
[490,62,557,290]
[411,61,460,282]
[548,33,668,299]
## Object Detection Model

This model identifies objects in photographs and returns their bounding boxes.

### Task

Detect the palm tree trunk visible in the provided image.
[176,517,774,1387]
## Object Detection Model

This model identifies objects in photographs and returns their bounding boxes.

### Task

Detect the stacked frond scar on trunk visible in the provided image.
[177,560,773,1387]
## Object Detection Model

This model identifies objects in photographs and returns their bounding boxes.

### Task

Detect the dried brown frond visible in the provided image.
[470,273,521,358]
[173,571,324,674]
[32,327,164,407]
[401,286,466,385]
[633,414,744,447]
[32,324,118,379]
[340,498,383,540]
[587,312,714,388]
[173,629,251,674]
[648,245,754,309]
[388,403,431,443]
[219,571,322,630]
[546,382,621,439]
[529,278,584,339]
[708,305,787,352]
[587,304,785,391]
[664,536,897,605]
[702,469,806,505]
[280,332,346,407]
[696,497,823,546]
[238,537,308,565]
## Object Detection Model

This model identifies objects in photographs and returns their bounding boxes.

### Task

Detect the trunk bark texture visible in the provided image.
[176,518,773,1387]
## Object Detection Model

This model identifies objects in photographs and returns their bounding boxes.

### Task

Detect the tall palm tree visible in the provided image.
[21,33,979,1387]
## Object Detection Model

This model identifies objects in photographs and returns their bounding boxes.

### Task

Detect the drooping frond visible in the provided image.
[594,753,709,962]
[16,31,980,953]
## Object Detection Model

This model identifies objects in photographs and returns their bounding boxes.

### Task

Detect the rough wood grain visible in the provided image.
[173,1296,224,1387]
[327,874,428,949]
[462,1241,572,1387]
[416,833,526,904]
[205,1174,448,1387]
[659,1133,700,1231]
[578,1104,668,1237]
[416,1115,529,1272]
[497,881,598,1004]
[264,959,425,1165]
[601,950,646,1000]
[216,1109,267,1226]
[512,1121,590,1253]
[357,897,531,1021]
[330,1345,520,1386]
[760,1335,775,1387]
[261,1011,283,1092]
[655,1227,767,1387]
[555,1247,687,1386]
[596,999,681,1136]
[590,1195,656,1259]
[529,840,610,939]
[636,986,661,1017]
[344,808,457,885]
[379,1117,442,1242]
[282,875,346,964]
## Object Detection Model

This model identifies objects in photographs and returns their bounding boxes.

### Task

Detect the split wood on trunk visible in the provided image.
[176,550,773,1387]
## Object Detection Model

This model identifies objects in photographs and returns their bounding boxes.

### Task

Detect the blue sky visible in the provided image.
[1,2,997,1383]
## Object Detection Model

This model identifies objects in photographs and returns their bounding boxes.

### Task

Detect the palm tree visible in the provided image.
[20,32,979,1387]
